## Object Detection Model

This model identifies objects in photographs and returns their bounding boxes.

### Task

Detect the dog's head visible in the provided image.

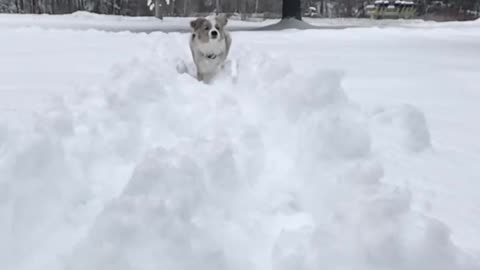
[190,14,228,43]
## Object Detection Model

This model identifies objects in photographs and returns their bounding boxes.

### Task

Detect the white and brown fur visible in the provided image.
[189,14,232,82]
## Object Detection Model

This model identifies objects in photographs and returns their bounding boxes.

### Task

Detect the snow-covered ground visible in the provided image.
[0,11,280,32]
[1,15,480,270]
[1,11,479,32]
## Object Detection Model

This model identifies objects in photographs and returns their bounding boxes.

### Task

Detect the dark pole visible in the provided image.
[282,0,302,20]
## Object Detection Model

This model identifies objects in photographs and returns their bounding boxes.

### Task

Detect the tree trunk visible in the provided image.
[155,0,163,19]
[170,0,176,16]
[183,0,189,16]
[161,0,167,15]
[135,0,149,16]
[282,0,302,20]
[346,0,353,17]
[240,0,247,19]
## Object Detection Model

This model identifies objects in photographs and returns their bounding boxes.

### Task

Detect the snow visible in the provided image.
[258,18,323,30]
[1,15,480,270]
[0,11,271,32]
[1,11,478,32]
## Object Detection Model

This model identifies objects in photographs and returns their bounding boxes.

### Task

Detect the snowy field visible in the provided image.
[1,11,479,32]
[1,14,480,270]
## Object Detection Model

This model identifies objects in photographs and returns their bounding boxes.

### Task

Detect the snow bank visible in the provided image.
[259,18,318,30]
[0,11,172,32]
[0,12,269,32]
[0,33,478,270]
[0,11,215,32]
[1,11,478,33]
[371,105,432,153]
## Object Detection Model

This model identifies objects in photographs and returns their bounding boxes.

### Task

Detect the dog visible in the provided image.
[189,14,232,82]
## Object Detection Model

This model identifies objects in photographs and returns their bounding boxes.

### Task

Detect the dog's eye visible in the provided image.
[204,26,210,30]
[215,24,220,30]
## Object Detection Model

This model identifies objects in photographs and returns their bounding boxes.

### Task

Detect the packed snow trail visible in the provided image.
[1,27,480,270]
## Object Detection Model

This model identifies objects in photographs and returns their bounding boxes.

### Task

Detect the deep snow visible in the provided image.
[0,16,480,270]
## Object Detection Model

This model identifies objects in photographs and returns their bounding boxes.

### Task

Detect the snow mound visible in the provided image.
[0,12,170,33]
[257,18,351,30]
[0,34,478,270]
[259,18,316,30]
[371,105,432,153]
[70,11,103,19]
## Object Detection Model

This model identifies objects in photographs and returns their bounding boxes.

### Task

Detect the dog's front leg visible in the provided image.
[197,72,204,82]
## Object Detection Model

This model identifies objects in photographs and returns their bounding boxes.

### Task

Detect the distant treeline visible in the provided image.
[0,0,478,21]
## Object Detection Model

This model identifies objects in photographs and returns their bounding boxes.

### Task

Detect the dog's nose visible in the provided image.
[211,30,218,38]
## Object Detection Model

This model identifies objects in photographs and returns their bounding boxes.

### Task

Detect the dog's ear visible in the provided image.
[190,18,203,30]
[216,14,228,27]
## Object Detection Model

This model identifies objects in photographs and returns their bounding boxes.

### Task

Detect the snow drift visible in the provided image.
[0,32,478,270]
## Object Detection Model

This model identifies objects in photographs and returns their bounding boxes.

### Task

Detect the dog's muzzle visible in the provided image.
[202,52,222,60]
[211,30,219,39]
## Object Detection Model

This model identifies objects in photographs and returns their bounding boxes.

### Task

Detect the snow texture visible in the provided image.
[0,11,269,32]
[259,18,320,30]
[1,11,478,32]
[0,16,480,270]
